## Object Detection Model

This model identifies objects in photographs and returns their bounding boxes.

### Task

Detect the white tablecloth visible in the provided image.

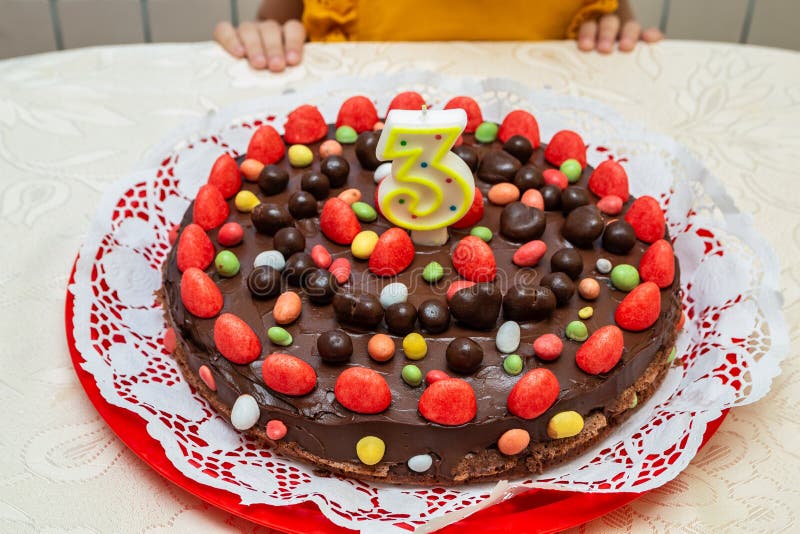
[0,40,798,532]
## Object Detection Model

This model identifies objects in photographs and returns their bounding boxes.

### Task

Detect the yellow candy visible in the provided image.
[547,411,584,439]
[234,190,260,213]
[402,332,427,360]
[578,306,594,320]
[288,144,313,168]
[356,435,385,465]
[351,230,379,259]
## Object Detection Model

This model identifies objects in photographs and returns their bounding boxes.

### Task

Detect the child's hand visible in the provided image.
[214,20,305,72]
[576,1,663,53]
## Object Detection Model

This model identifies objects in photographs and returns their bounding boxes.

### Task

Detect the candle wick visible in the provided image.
[421,104,428,117]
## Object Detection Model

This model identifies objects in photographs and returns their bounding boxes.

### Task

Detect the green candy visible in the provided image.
[565,320,589,342]
[475,122,499,144]
[560,159,583,183]
[335,125,358,144]
[666,346,677,364]
[630,392,638,409]
[268,326,293,346]
[214,250,240,277]
[610,264,640,292]
[401,364,422,386]
[470,226,493,242]
[503,354,523,375]
[351,201,377,222]
[422,261,444,283]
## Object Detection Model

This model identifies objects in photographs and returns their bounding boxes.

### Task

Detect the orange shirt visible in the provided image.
[303,0,617,42]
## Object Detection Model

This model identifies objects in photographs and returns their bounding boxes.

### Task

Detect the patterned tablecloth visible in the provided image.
[0,40,797,532]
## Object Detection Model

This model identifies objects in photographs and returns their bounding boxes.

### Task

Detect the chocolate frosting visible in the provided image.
[162,126,681,482]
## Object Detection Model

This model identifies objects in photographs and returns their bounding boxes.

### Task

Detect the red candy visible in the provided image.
[506,368,560,420]
[163,327,176,353]
[446,280,476,301]
[387,91,426,113]
[450,187,484,229]
[544,130,587,168]
[542,169,568,190]
[512,240,547,267]
[369,227,415,276]
[266,419,287,440]
[336,96,379,133]
[198,365,216,391]
[418,378,477,426]
[311,244,332,269]
[246,124,285,165]
[615,281,661,331]
[207,153,242,199]
[168,223,179,245]
[589,160,629,202]
[625,196,666,244]
[597,195,623,215]
[639,239,675,288]
[533,334,563,361]
[498,109,541,147]
[320,198,361,245]
[284,104,327,144]
[213,313,261,364]
[262,353,317,396]
[452,236,496,282]
[334,367,391,414]
[576,325,624,374]
[193,184,229,231]
[217,221,243,247]
[425,369,449,385]
[444,96,483,133]
[177,223,214,272]
[329,257,352,284]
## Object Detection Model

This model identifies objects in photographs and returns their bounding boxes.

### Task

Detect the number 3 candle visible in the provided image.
[375,107,475,246]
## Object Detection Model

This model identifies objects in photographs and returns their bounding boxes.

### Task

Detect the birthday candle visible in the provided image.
[375,107,475,245]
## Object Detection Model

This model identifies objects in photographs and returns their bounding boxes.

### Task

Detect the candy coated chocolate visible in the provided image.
[477,150,521,184]
[317,329,353,363]
[301,171,331,200]
[540,184,562,210]
[258,165,289,195]
[303,268,338,305]
[550,247,584,280]
[503,135,533,164]
[452,145,479,172]
[513,165,544,192]
[333,291,384,329]
[283,252,315,286]
[446,337,484,374]
[247,265,282,299]
[273,227,306,258]
[251,203,292,235]
[540,272,576,306]
[288,190,319,219]
[561,186,590,214]
[449,283,502,330]
[562,205,604,248]
[602,220,637,255]
[500,202,546,242]
[502,284,556,321]
[320,155,350,187]
[355,131,384,170]
[417,299,450,334]
[384,302,417,336]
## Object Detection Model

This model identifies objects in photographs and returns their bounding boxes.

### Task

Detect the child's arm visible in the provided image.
[214,0,304,71]
[577,0,663,53]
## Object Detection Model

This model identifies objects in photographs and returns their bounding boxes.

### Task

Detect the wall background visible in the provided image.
[0,0,798,59]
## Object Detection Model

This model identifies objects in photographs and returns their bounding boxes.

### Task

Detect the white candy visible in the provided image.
[496,321,521,354]
[231,394,260,431]
[373,162,392,183]
[380,282,408,309]
[254,250,285,271]
[596,258,612,274]
[407,454,433,473]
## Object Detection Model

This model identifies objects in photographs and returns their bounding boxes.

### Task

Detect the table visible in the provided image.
[0,40,797,533]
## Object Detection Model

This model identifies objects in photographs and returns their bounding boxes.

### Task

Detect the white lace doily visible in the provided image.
[68,73,789,533]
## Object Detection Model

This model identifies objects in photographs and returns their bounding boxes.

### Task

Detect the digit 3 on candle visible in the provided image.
[375,108,475,245]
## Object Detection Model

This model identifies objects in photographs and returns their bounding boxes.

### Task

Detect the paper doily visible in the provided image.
[68,73,789,533]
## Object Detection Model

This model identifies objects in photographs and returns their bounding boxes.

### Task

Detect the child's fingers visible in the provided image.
[238,22,268,69]
[596,14,621,54]
[259,20,286,72]
[618,20,642,52]
[641,27,665,43]
[213,21,245,58]
[283,20,306,66]
[577,20,597,51]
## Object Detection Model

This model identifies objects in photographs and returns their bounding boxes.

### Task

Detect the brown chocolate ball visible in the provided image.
[540,272,575,306]
[288,190,318,219]
[561,186,590,214]
[602,220,637,255]
[550,247,584,280]
[247,265,282,299]
[258,165,289,196]
[453,145,479,172]
[417,299,450,334]
[333,291,384,329]
[502,284,556,321]
[303,268,338,305]
[503,135,533,164]
[449,283,502,330]
[355,131,384,170]
[500,202,546,242]
[283,252,315,286]
[477,150,521,184]
[251,203,292,236]
[300,171,330,200]
[513,165,544,192]
[273,227,306,258]
[446,337,484,374]
[562,205,604,248]
[384,302,417,336]
[317,330,353,363]
[540,184,562,210]
[320,155,350,187]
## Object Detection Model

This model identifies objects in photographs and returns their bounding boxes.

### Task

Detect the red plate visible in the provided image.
[66,259,728,533]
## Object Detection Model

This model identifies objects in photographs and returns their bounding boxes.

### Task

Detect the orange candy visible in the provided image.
[578,277,601,300]
[337,188,362,205]
[487,183,521,205]
[273,291,302,324]
[368,333,395,362]
[520,188,544,210]
[240,158,265,182]
[498,428,531,455]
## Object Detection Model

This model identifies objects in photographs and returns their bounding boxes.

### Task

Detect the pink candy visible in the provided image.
[520,188,544,210]
[597,195,623,215]
[199,364,217,391]
[267,419,287,440]
[533,334,563,361]
[542,169,568,190]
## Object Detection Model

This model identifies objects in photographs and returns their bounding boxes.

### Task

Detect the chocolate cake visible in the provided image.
[161,94,681,485]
